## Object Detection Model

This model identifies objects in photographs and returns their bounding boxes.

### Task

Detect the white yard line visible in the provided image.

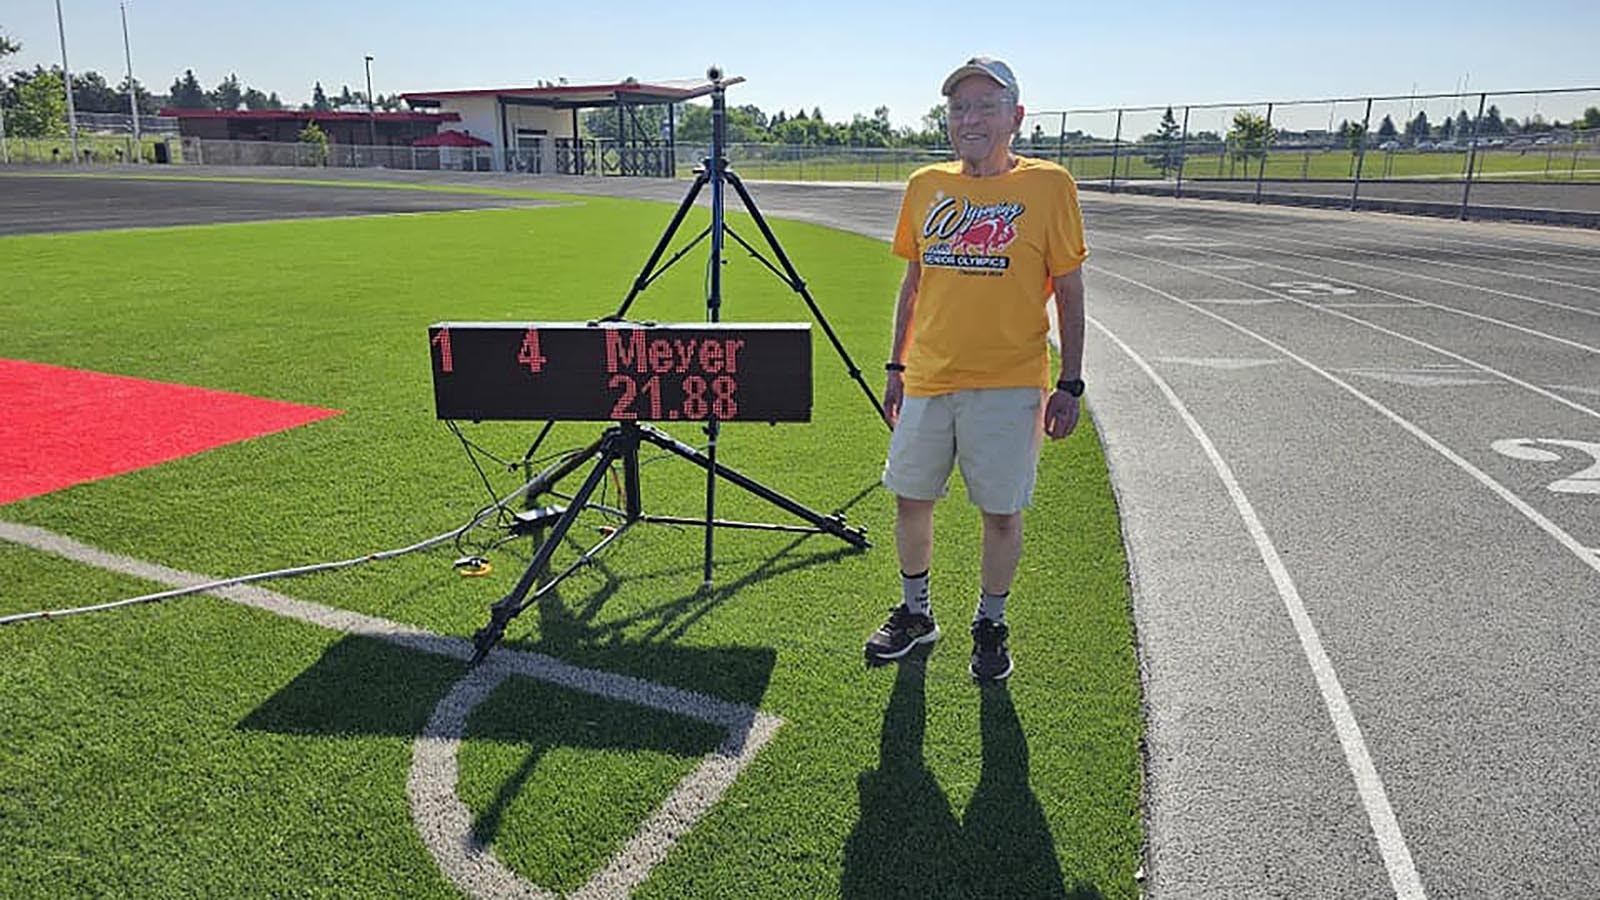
[0,519,782,900]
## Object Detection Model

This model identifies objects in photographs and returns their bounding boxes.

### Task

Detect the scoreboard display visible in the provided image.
[429,321,813,423]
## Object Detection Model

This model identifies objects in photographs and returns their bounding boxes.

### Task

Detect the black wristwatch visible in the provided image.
[1056,378,1085,397]
[885,361,906,373]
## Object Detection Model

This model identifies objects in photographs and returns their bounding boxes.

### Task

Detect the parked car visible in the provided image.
[1378,140,1401,151]
[1416,140,1436,150]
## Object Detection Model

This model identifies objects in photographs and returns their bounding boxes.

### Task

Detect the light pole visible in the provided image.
[364,54,376,149]
[54,0,80,163]
[121,2,140,162]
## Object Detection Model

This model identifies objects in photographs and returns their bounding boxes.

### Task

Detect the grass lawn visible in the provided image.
[0,185,1142,897]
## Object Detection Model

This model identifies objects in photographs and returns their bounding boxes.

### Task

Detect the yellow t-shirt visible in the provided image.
[891,156,1088,397]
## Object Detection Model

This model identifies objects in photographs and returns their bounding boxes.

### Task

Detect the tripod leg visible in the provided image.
[724,170,888,426]
[610,172,709,321]
[702,419,718,588]
[470,433,625,664]
[639,426,869,549]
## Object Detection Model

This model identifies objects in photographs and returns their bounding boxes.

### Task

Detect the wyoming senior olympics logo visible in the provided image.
[921,191,1024,272]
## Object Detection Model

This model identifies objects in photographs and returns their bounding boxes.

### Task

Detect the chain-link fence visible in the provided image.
[1021,86,1600,220]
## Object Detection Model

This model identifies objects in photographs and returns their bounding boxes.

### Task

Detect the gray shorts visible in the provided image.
[882,387,1045,514]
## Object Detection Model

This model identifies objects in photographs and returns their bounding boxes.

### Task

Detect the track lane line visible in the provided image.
[1086,262,1600,579]
[1092,242,1600,424]
[1096,237,1600,355]
[1088,313,1427,900]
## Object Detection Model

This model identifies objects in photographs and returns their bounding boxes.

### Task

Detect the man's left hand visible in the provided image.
[1044,390,1080,440]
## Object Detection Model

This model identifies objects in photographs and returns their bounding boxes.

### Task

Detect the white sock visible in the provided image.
[901,569,931,617]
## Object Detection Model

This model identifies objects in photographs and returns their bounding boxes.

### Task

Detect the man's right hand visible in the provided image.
[883,372,905,428]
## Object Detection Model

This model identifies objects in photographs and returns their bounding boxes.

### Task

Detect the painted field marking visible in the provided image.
[1090,314,1427,900]
[1490,439,1600,495]
[1209,221,1600,292]
[1100,241,1600,356]
[1145,231,1231,249]
[1154,356,1284,370]
[1339,367,1497,387]
[1091,243,1600,424]
[1267,281,1357,297]
[1545,384,1600,398]
[1088,262,1600,580]
[1215,232,1600,320]
[1187,297,1283,306]
[0,520,782,900]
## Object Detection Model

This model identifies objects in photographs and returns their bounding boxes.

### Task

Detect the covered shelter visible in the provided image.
[411,129,494,171]
[401,80,703,176]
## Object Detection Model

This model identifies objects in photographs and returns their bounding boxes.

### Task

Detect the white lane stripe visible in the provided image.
[1297,224,1600,278]
[1093,244,1600,424]
[1108,239,1600,356]
[1223,228,1600,306]
[1156,210,1600,277]
[0,519,782,900]
[1088,264,1600,580]
[1088,314,1427,900]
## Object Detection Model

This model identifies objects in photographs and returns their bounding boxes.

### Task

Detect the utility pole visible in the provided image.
[121,2,141,162]
[364,55,377,149]
[55,0,80,163]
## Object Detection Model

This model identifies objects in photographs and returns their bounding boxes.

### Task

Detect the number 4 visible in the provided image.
[518,329,547,375]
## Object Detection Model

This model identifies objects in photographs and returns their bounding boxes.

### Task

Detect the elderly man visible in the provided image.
[864,57,1089,681]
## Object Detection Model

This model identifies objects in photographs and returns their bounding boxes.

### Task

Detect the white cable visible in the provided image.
[0,474,545,627]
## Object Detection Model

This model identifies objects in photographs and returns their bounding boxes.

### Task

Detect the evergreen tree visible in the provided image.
[168,69,207,108]
[1482,104,1504,135]
[1376,114,1397,139]
[312,81,330,112]
[1144,106,1184,176]
[1405,110,1431,141]
[208,73,242,111]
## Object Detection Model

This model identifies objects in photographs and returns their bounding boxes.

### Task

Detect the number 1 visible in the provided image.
[431,328,453,374]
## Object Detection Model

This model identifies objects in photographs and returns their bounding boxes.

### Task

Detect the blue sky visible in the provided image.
[4,1,1598,130]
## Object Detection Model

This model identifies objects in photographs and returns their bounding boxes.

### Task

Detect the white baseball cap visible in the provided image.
[941,57,1019,97]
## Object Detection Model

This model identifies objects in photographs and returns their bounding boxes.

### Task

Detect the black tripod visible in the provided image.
[469,69,876,664]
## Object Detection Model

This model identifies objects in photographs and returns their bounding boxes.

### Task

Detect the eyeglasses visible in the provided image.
[948,98,1012,120]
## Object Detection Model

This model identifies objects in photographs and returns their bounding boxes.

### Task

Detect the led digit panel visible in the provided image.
[429,322,813,423]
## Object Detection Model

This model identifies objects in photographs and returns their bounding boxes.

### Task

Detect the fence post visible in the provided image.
[1254,102,1274,203]
[1109,109,1123,188]
[1459,92,1487,220]
[1057,112,1067,166]
[1350,97,1373,211]
[1175,105,1190,198]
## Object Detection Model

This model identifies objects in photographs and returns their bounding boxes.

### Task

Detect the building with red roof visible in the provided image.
[159,108,462,147]
[402,80,698,176]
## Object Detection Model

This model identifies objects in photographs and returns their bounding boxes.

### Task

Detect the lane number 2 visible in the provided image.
[1491,438,1600,495]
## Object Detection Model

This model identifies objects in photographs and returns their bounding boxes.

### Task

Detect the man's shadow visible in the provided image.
[841,650,1101,899]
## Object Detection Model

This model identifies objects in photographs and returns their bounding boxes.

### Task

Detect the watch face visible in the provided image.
[1060,379,1085,397]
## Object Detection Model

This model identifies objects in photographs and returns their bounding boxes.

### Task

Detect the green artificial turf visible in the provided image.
[0,188,1142,897]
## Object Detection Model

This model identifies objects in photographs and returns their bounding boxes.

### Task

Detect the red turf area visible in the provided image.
[1,359,341,505]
